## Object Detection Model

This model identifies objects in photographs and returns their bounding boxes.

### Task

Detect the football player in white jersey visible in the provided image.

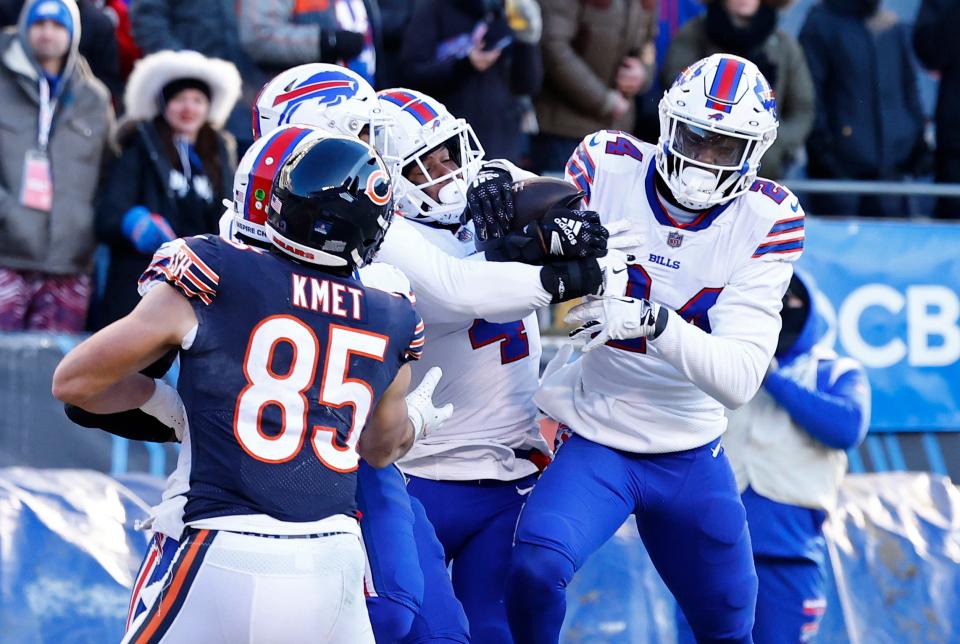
[505,54,804,644]
[249,69,634,643]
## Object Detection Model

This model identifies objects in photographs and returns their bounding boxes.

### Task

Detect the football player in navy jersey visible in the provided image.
[54,136,431,643]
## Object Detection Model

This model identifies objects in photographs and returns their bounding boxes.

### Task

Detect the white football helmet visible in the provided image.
[252,63,391,152]
[230,124,332,244]
[656,54,779,210]
[377,88,484,225]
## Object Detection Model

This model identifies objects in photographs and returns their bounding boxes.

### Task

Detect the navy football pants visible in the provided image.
[506,435,757,643]
[407,472,540,644]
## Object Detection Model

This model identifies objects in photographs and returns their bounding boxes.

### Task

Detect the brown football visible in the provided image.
[510,177,586,232]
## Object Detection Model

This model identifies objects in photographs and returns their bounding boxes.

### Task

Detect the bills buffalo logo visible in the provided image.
[272,70,359,127]
[708,113,724,121]
[667,231,683,248]
[674,60,706,88]
[753,76,777,118]
[365,169,392,206]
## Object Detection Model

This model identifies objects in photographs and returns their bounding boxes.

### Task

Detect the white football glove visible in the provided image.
[140,379,187,441]
[593,220,645,298]
[565,296,668,352]
[406,367,454,441]
[603,219,645,256]
[596,249,632,297]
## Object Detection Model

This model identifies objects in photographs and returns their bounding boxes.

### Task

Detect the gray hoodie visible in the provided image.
[0,0,113,275]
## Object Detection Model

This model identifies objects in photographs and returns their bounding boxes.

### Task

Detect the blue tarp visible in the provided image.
[1,471,958,643]
[0,469,163,644]
[561,472,960,643]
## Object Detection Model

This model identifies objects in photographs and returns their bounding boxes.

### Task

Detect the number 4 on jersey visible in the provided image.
[469,319,530,364]
[608,268,723,353]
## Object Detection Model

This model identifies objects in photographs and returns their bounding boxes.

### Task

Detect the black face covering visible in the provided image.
[776,275,810,357]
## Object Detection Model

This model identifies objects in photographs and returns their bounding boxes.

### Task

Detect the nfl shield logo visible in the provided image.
[667,231,683,248]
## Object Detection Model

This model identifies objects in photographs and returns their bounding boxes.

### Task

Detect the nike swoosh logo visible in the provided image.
[612,267,626,274]
[790,200,800,212]
[711,442,723,458]
[589,133,600,146]
[516,485,534,496]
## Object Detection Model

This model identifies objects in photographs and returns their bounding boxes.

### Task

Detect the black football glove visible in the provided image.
[485,207,609,264]
[465,165,515,246]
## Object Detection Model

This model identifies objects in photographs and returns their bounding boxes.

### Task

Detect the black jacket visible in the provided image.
[93,121,234,328]
[400,0,542,162]
[799,0,925,179]
[914,0,960,153]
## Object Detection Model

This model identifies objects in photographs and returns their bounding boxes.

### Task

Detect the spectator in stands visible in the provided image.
[378,0,416,89]
[92,50,238,328]
[131,0,265,152]
[661,0,815,179]
[531,0,657,173]
[714,271,871,642]
[237,0,378,86]
[103,0,140,81]
[399,0,542,163]
[914,0,960,219]
[0,0,113,332]
[799,0,928,216]
[2,0,121,100]
[634,0,705,143]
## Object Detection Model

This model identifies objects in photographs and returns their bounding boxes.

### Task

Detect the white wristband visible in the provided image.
[408,405,425,442]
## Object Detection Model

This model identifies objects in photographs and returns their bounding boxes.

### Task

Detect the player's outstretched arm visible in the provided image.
[360,365,415,468]
[359,366,453,467]
[52,283,197,414]
[649,260,793,409]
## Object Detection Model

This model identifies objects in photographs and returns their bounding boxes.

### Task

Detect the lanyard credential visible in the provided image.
[37,78,56,152]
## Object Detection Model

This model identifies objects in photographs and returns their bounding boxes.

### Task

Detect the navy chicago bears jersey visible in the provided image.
[140,235,423,525]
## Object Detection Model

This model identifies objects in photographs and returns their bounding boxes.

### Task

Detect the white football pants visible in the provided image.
[122,528,373,643]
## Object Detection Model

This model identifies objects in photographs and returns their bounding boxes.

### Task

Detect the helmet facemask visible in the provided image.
[654,54,779,211]
[657,105,775,210]
[395,118,484,225]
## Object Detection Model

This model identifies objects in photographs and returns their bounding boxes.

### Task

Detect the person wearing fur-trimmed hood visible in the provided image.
[91,49,240,329]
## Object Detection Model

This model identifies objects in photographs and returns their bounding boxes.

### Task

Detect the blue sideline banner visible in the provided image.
[800,218,960,431]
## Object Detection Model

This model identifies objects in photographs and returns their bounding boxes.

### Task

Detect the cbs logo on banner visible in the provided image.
[837,284,959,368]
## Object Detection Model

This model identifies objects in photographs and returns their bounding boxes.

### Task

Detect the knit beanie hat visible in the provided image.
[25,0,74,38]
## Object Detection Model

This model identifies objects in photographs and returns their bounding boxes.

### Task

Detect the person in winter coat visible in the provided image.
[237,0,380,87]
[531,0,657,173]
[399,0,543,163]
[130,0,266,154]
[799,0,927,216]
[92,50,238,328]
[1,0,120,98]
[0,0,113,332]
[719,271,870,642]
[913,0,960,219]
[661,0,815,179]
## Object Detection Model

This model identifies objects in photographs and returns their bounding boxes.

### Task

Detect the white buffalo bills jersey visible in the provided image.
[379,220,546,481]
[537,130,803,454]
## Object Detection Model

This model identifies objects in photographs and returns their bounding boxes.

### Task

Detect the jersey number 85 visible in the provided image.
[233,315,387,473]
